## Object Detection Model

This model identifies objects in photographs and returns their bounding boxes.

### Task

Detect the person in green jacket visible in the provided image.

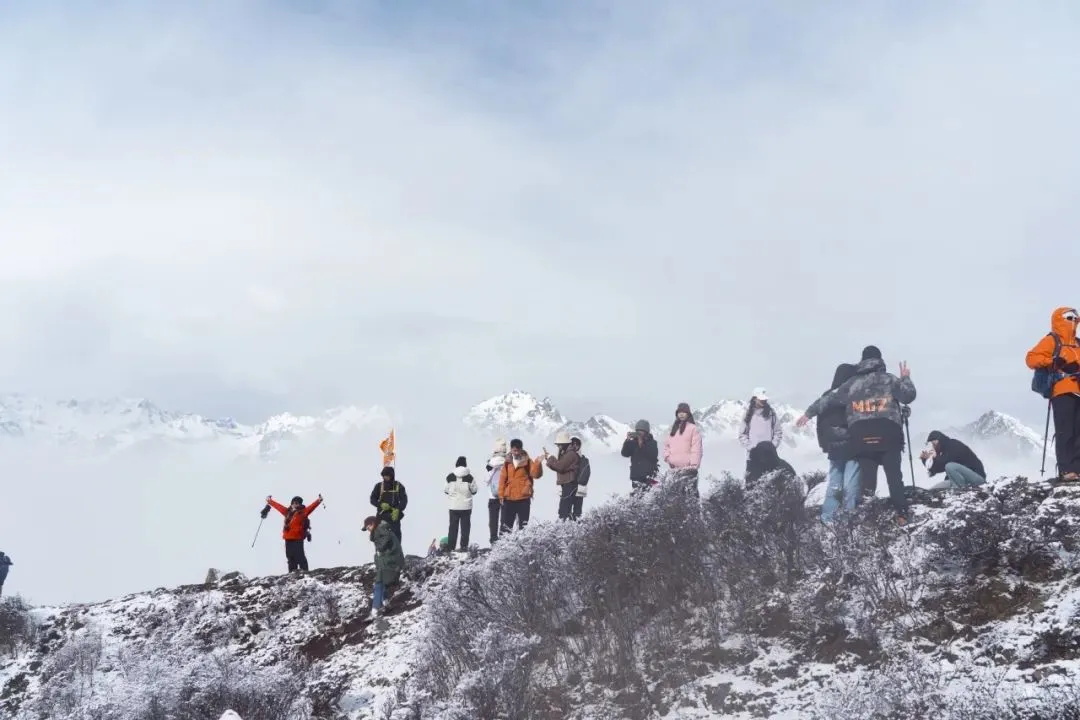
[365,515,405,613]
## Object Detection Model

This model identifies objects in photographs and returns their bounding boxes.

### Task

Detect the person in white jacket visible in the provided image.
[445,456,478,552]
[485,439,508,545]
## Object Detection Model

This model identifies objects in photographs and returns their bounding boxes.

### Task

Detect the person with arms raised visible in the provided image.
[263,494,322,573]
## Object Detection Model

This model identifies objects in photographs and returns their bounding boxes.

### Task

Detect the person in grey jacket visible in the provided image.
[0,552,12,596]
[798,345,916,524]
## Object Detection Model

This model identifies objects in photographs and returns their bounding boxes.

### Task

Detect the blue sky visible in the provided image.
[0,1,1078,431]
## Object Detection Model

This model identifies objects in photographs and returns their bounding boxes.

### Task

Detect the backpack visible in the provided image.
[1032,333,1063,399]
[575,455,591,486]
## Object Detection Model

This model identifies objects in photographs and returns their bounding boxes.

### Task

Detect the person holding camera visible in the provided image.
[263,494,323,573]
[621,419,659,492]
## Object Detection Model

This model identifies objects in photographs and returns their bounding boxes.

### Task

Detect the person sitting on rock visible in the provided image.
[920,430,986,489]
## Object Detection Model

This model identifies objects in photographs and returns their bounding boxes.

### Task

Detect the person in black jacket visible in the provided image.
[370,466,408,541]
[816,363,862,522]
[745,440,796,487]
[621,419,659,492]
[920,431,986,489]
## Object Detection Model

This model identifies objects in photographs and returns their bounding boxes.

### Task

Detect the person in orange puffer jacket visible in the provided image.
[265,494,323,572]
[498,438,543,536]
[1027,306,1080,481]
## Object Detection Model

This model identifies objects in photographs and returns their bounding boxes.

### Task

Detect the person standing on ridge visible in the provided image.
[815,364,862,522]
[364,515,405,615]
[0,552,12,596]
[569,436,590,519]
[920,430,986,489]
[544,431,581,520]
[739,388,782,469]
[797,345,916,525]
[370,467,408,541]
[1026,307,1080,481]
[485,439,508,545]
[499,438,543,535]
[265,494,323,573]
[664,402,704,482]
[622,419,660,492]
[445,455,477,552]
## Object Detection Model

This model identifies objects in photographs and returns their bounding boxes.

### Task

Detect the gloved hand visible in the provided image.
[390,508,401,522]
[900,405,911,420]
[260,505,270,519]
[380,502,392,513]
[1054,356,1067,371]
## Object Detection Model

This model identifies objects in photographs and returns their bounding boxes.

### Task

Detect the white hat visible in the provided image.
[554,431,572,445]
[492,438,508,454]
[752,387,769,401]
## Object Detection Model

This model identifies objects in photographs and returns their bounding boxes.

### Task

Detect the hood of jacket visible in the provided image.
[832,362,858,389]
[854,357,886,376]
[748,440,780,467]
[1051,306,1079,342]
[451,466,472,479]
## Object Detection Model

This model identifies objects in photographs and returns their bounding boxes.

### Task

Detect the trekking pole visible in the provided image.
[902,406,915,488]
[251,516,265,548]
[1040,398,1052,476]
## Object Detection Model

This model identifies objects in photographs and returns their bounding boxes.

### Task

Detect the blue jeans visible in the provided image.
[821,459,861,522]
[945,462,985,488]
[373,581,385,610]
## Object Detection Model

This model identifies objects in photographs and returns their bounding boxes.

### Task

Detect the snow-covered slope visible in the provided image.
[6,476,1078,719]
[0,394,391,460]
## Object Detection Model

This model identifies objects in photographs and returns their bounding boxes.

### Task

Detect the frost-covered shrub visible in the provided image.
[0,595,37,656]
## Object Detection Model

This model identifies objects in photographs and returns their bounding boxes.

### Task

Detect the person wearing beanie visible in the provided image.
[797,346,917,525]
[370,466,408,541]
[444,455,478,552]
[264,492,323,572]
[621,419,660,493]
[485,442,509,545]
[498,438,544,535]
[738,388,782,464]
[664,402,703,485]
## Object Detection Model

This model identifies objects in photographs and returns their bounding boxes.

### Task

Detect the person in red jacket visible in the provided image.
[265,494,323,572]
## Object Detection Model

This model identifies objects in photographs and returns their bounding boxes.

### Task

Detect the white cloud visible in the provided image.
[0,2,1077,425]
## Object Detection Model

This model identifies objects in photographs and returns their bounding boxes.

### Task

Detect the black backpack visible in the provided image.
[575,455,591,486]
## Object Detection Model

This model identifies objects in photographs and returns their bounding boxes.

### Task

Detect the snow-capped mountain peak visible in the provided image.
[464,390,568,437]
[946,409,1044,458]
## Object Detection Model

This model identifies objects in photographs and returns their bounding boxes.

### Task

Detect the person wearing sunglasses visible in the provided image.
[1026,307,1080,481]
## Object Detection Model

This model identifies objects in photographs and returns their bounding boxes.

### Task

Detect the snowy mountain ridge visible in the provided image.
[463,390,1044,458]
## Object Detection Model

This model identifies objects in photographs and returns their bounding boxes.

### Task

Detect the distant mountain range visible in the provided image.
[463,390,1046,460]
[0,390,1045,464]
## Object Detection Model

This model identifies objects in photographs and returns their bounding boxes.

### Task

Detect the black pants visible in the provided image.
[857,450,907,515]
[558,482,579,520]
[448,509,472,550]
[572,496,584,519]
[488,499,501,543]
[631,478,653,494]
[500,499,531,535]
[285,539,308,572]
[1052,394,1080,475]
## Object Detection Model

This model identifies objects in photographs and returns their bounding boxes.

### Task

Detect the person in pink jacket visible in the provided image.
[663,402,703,486]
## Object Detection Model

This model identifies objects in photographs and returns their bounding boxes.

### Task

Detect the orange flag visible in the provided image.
[379,429,396,467]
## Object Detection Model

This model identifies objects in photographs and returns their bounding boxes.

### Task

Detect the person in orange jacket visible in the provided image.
[1027,306,1080,481]
[264,494,323,572]
[498,438,543,535]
